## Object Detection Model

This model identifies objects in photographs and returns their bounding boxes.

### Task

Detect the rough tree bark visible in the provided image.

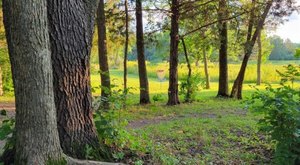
[217,0,229,97]
[257,31,262,85]
[47,0,101,158]
[97,0,111,109]
[231,1,272,99]
[124,0,129,91]
[2,0,63,163]
[136,0,151,104]
[167,0,180,105]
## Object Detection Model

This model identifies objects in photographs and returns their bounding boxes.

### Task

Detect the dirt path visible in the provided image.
[127,109,247,129]
[0,103,247,152]
[0,102,15,121]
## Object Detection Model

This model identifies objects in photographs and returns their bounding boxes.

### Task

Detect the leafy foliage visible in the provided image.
[269,36,299,60]
[93,85,152,163]
[152,94,164,103]
[0,110,15,163]
[179,73,205,102]
[246,65,300,164]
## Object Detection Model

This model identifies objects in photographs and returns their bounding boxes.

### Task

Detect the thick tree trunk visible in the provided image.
[230,1,272,99]
[97,0,111,110]
[230,55,250,99]
[257,31,262,85]
[167,0,180,105]
[203,48,210,89]
[47,0,101,158]
[124,0,129,91]
[181,38,192,102]
[136,0,150,104]
[3,0,63,163]
[217,0,229,97]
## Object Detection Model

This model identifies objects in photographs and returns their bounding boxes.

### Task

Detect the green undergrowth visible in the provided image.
[120,98,274,164]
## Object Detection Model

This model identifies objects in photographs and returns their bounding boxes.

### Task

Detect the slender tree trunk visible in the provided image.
[217,0,229,97]
[181,38,192,102]
[257,31,262,85]
[3,0,63,163]
[0,67,3,96]
[231,1,272,99]
[167,0,180,105]
[124,0,129,91]
[195,59,200,67]
[47,0,101,158]
[136,0,150,104]
[203,48,210,89]
[97,0,111,110]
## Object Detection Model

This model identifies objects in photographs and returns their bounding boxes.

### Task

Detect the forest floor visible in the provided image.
[0,97,274,164]
[120,97,274,164]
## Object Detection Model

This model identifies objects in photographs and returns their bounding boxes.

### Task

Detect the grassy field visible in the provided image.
[1,61,298,164]
[89,61,293,97]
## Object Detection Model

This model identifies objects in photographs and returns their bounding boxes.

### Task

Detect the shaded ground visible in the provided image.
[127,110,247,129]
[0,103,15,121]
[0,103,15,111]
[0,101,272,164]
[0,102,15,153]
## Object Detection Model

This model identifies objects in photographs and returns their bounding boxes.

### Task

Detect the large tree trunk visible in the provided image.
[203,47,210,89]
[167,0,180,105]
[136,0,150,104]
[3,0,63,163]
[231,1,272,99]
[97,0,111,110]
[47,0,101,158]
[217,0,229,97]
[257,31,262,85]
[124,0,129,91]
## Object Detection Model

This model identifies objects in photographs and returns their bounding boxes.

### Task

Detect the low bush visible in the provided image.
[246,64,300,164]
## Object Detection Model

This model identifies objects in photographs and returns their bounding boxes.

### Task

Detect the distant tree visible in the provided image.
[97,0,111,110]
[3,0,63,163]
[0,7,13,94]
[256,30,273,85]
[136,0,151,104]
[256,31,263,85]
[295,48,300,58]
[269,36,297,60]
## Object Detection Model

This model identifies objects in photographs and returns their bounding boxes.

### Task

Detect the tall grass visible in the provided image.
[121,61,290,83]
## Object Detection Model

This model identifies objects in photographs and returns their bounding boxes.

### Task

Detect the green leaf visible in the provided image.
[0,109,7,116]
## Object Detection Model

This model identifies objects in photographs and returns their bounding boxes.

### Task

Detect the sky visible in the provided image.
[273,0,300,43]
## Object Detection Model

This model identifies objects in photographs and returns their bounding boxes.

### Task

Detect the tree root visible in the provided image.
[65,156,124,165]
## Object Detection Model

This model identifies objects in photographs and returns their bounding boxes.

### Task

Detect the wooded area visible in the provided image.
[0,0,299,164]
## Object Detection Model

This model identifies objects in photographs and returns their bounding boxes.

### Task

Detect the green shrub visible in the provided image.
[93,85,152,163]
[246,64,300,164]
[179,73,205,102]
